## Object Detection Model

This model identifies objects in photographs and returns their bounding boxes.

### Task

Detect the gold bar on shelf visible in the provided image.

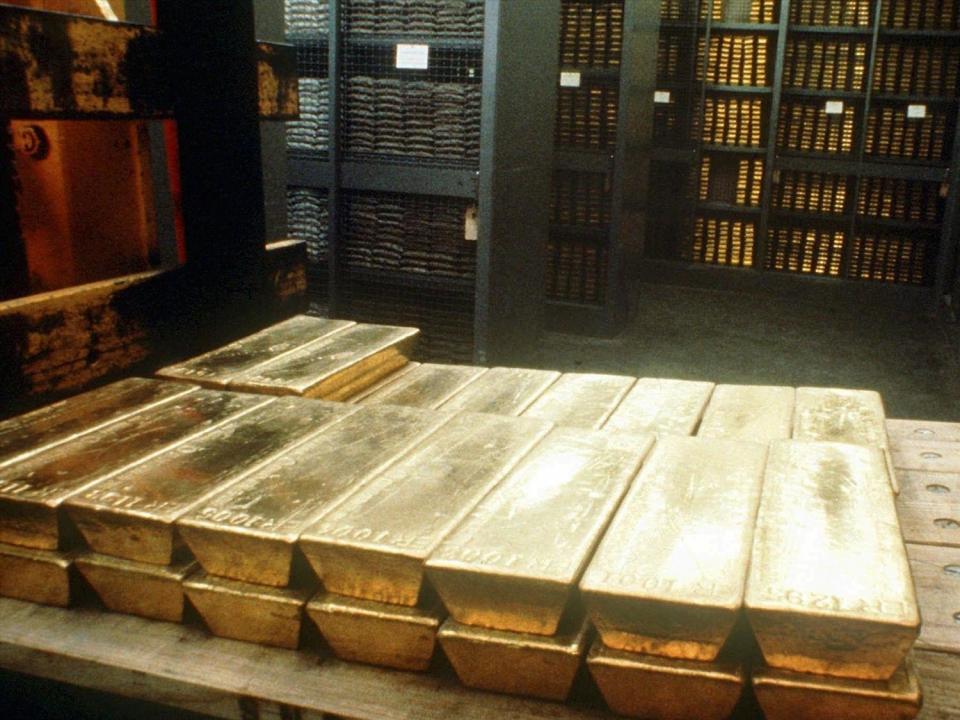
[65,397,349,565]
[587,639,745,720]
[183,570,311,649]
[299,413,553,606]
[436,367,561,416]
[0,390,265,550]
[521,373,637,429]
[348,361,422,402]
[228,323,418,399]
[437,614,591,701]
[74,552,195,623]
[0,542,75,607]
[0,378,194,469]
[177,404,450,586]
[793,386,898,492]
[752,657,922,720]
[745,440,919,680]
[358,363,488,410]
[426,427,653,635]
[697,384,794,441]
[906,543,960,653]
[156,315,355,388]
[602,378,715,436]
[305,592,445,672]
[580,436,767,661]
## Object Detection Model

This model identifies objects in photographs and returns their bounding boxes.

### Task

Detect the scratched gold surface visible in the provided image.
[177,403,451,586]
[306,592,445,671]
[348,362,422,402]
[521,373,637,430]
[228,323,418,398]
[698,384,795,441]
[299,412,553,606]
[587,638,745,720]
[0,378,194,469]
[437,613,591,701]
[156,315,354,387]
[602,378,715,436]
[436,367,560,416]
[183,570,311,649]
[0,542,75,607]
[75,552,196,623]
[580,435,767,661]
[753,656,921,720]
[65,397,346,565]
[427,427,653,635]
[0,390,264,550]
[358,363,488,410]
[745,440,919,680]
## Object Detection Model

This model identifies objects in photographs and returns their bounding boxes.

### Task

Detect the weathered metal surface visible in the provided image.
[887,418,960,445]
[357,363,488,410]
[895,470,960,548]
[0,542,74,607]
[436,367,561,417]
[907,543,960,654]
[521,373,636,430]
[602,378,715,436]
[697,384,794,441]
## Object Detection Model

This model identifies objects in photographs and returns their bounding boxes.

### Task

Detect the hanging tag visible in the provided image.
[654,90,672,104]
[824,100,844,115]
[396,44,429,70]
[907,104,928,119]
[464,205,478,242]
[560,72,582,88]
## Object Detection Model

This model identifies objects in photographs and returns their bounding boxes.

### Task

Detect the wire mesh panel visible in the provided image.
[772,171,851,215]
[881,0,960,29]
[285,0,330,38]
[560,0,624,67]
[789,0,873,26]
[777,98,858,154]
[848,230,936,283]
[864,102,953,162]
[286,0,331,157]
[343,0,485,37]
[287,186,330,305]
[765,224,846,276]
[784,38,869,91]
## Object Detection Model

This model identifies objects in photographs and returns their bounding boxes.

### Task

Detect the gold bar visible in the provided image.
[521,373,636,430]
[587,639,744,720]
[74,552,195,622]
[183,570,311,649]
[0,542,75,607]
[602,378,715,436]
[697,384,795,441]
[0,389,266,550]
[436,367,560,416]
[177,403,451,587]
[358,363,488,410]
[793,387,897,492]
[437,614,590,701]
[348,361,422,403]
[228,323,418,398]
[156,315,355,388]
[580,436,767,661]
[320,352,412,402]
[0,378,193,469]
[305,592,445,671]
[427,427,653,635]
[895,469,959,548]
[65,397,350,565]
[887,418,960,444]
[299,413,553,606]
[752,657,922,720]
[745,440,919,680]
[906,543,960,653]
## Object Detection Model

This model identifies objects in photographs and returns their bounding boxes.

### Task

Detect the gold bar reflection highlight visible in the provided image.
[358,363,488,410]
[436,367,560,416]
[602,378,715,436]
[521,373,636,429]
[427,427,653,635]
[697,384,794,441]
[580,436,767,661]
[745,440,919,680]
[75,552,195,622]
[0,542,75,607]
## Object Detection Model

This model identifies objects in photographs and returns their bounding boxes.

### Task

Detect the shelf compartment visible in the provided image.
[776,97,858,155]
[772,169,852,215]
[698,152,765,207]
[342,0,485,39]
[864,101,955,162]
[880,0,960,31]
[287,186,331,297]
[765,222,846,278]
[555,83,620,151]
[847,229,938,285]
[286,0,330,39]
[551,170,613,228]
[546,233,609,305]
[697,31,772,87]
[788,0,873,27]
[286,77,331,157]
[783,37,869,92]
[560,0,624,69]
[657,28,697,84]
[685,214,757,267]
[872,40,960,99]
[856,176,946,225]
[697,95,768,148]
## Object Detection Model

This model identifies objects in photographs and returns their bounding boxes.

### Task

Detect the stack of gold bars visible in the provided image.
[0,315,927,719]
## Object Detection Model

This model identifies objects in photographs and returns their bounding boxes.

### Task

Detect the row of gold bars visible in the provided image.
[0,315,920,719]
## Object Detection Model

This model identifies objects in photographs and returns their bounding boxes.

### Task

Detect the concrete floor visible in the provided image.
[532,282,960,422]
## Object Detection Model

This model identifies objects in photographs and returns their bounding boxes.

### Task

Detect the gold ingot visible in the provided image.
[299,413,553,606]
[697,384,794,441]
[427,427,653,635]
[348,361,421,402]
[752,657,922,720]
[0,378,194,469]
[228,323,418,398]
[75,552,195,622]
[306,592,444,671]
[65,397,348,565]
[178,404,451,587]
[183,570,311,649]
[587,639,744,720]
[436,367,560,416]
[745,441,919,680]
[437,613,590,701]
[793,387,898,492]
[906,543,960,653]
[521,373,637,429]
[357,363,488,410]
[580,436,767,661]
[0,542,75,607]
[0,389,265,550]
[602,378,715,436]
[156,315,354,388]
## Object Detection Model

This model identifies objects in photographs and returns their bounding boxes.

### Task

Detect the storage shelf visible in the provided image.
[697,201,763,215]
[704,84,773,95]
[559,66,620,83]
[788,24,873,35]
[702,144,767,155]
[872,94,958,105]
[769,207,852,225]
[781,87,866,100]
[342,266,476,295]
[660,20,779,32]
[879,28,960,39]
[775,154,949,182]
[343,34,484,51]
[854,216,942,232]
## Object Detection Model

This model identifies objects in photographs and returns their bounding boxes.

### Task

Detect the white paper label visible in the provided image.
[464,205,478,242]
[907,104,928,119]
[395,43,429,70]
[560,72,582,88]
[824,100,844,115]
[654,90,672,104]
